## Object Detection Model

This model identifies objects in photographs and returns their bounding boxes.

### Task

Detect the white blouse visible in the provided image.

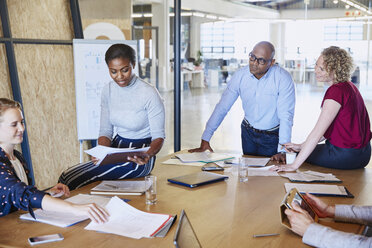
[10,158,28,185]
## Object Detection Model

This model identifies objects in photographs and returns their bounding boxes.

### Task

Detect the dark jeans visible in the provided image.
[59,135,155,190]
[307,140,371,170]
[241,120,279,157]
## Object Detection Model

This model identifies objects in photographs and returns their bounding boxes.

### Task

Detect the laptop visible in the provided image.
[167,172,228,188]
[173,210,202,248]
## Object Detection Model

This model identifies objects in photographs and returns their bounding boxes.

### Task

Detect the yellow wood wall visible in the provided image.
[3,0,79,189]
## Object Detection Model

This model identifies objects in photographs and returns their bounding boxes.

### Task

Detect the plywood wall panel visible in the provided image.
[14,44,79,189]
[0,44,12,99]
[0,17,3,37]
[7,0,73,40]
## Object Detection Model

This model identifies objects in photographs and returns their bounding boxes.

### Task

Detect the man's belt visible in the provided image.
[243,119,279,134]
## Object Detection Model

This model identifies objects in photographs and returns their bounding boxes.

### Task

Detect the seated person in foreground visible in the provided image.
[286,193,372,248]
[0,98,108,223]
[273,46,371,172]
[59,43,165,190]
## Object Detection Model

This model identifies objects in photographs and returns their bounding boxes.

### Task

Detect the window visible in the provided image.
[324,23,363,41]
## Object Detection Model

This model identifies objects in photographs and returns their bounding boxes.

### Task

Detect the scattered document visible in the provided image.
[85,145,149,166]
[284,183,352,197]
[20,194,111,227]
[280,171,341,183]
[223,157,270,167]
[175,152,234,163]
[85,196,173,239]
[91,180,150,195]
[248,165,279,176]
[162,158,205,167]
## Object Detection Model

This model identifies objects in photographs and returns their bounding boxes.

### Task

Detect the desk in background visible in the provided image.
[0,153,370,247]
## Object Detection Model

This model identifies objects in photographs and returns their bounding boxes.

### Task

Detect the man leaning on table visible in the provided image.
[189,41,295,162]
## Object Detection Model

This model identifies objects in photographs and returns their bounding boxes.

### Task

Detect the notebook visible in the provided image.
[90,180,149,195]
[173,210,202,248]
[167,172,228,188]
[284,183,354,198]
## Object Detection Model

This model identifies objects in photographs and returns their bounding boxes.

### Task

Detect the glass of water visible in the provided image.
[145,175,157,205]
[238,157,249,182]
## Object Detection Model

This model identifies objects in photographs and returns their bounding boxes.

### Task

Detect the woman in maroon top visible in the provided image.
[273,46,371,171]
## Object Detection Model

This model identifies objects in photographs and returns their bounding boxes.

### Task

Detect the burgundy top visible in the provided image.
[321,82,371,149]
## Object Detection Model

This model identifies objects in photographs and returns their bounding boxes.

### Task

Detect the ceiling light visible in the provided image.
[181,12,193,16]
[143,13,153,18]
[193,12,205,18]
[169,13,175,17]
[333,0,338,3]
[206,15,217,20]
[345,4,350,9]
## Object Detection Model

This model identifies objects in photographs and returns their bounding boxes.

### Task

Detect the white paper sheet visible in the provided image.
[20,194,111,227]
[85,145,149,165]
[175,152,234,163]
[284,183,346,195]
[280,170,341,182]
[223,157,270,167]
[162,158,205,167]
[248,165,279,176]
[85,196,171,239]
[91,180,149,193]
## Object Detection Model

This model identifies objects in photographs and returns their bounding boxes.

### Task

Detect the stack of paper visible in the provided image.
[85,196,174,239]
[20,194,111,227]
[85,145,149,165]
[284,183,353,197]
[175,152,234,163]
[222,157,270,167]
[90,180,150,195]
[280,171,341,183]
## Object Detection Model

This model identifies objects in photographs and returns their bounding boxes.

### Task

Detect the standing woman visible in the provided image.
[273,46,371,172]
[0,98,108,223]
[59,44,165,190]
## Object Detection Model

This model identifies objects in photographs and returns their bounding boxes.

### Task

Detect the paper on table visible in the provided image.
[224,157,270,167]
[85,145,149,165]
[284,183,346,195]
[20,194,111,227]
[85,196,171,239]
[280,171,341,182]
[91,180,150,193]
[162,158,205,167]
[176,151,234,163]
[248,165,279,176]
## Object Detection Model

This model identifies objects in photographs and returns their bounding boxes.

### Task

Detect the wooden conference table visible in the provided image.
[1,152,372,248]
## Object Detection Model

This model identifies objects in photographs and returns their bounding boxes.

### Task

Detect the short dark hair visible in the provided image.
[105,44,136,65]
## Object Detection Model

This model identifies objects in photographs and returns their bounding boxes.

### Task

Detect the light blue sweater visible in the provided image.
[99,75,165,141]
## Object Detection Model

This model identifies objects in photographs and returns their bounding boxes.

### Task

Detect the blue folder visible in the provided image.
[167,172,228,188]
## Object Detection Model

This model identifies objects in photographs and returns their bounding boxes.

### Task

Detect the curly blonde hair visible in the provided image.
[321,46,354,83]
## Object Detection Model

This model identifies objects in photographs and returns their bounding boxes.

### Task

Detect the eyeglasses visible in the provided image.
[249,53,271,65]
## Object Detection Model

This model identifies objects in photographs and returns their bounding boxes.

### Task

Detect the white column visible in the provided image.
[152,1,171,91]
[269,22,286,66]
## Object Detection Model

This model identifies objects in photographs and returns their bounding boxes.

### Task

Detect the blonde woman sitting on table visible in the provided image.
[272,46,371,172]
[286,193,372,247]
[0,98,108,223]
[59,43,165,190]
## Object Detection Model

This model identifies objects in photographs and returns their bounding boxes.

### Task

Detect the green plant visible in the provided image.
[194,50,203,66]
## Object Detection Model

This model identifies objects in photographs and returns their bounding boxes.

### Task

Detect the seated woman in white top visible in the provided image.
[59,44,165,190]
[286,193,372,248]
[0,98,108,223]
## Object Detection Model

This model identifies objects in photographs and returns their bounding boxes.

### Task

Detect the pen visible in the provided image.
[253,233,280,238]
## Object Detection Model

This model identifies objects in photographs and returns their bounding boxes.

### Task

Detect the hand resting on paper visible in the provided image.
[270,163,299,172]
[188,140,214,153]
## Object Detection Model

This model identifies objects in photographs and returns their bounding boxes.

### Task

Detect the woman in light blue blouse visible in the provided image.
[59,44,165,190]
[0,98,108,222]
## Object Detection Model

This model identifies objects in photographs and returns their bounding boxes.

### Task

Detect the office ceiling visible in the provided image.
[227,0,370,10]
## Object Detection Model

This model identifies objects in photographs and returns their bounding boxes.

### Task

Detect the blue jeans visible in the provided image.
[306,140,371,170]
[241,120,279,156]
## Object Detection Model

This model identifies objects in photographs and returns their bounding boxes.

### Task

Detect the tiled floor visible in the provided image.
[158,82,372,167]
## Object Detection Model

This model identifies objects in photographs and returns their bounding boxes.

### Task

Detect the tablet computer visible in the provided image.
[167,172,228,188]
[173,210,202,248]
